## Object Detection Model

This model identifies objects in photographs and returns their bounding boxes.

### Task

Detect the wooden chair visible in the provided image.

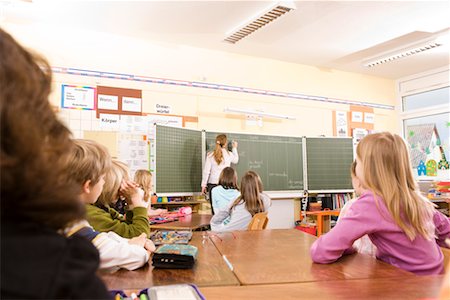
[440,247,450,299]
[441,246,450,272]
[247,212,269,230]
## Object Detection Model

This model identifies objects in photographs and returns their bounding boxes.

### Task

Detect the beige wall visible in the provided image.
[4,23,399,136]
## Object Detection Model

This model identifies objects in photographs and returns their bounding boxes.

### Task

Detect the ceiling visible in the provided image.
[2,0,450,79]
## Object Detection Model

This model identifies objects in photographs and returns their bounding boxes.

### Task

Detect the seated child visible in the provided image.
[64,139,155,272]
[337,161,376,256]
[112,160,132,214]
[210,171,271,232]
[0,29,109,299]
[86,160,151,238]
[134,169,167,216]
[211,167,240,213]
[310,132,450,275]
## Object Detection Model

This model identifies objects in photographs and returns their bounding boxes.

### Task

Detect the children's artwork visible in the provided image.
[438,158,449,170]
[150,231,193,245]
[417,160,426,176]
[426,159,437,176]
[406,123,449,178]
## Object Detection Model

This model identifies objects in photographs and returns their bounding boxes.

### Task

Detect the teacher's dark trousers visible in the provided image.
[207,183,218,215]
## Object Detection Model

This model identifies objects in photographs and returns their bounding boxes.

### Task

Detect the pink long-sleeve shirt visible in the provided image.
[310,191,450,275]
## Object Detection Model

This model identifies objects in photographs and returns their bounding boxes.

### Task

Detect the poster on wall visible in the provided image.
[155,103,171,114]
[118,133,149,176]
[122,97,142,112]
[147,115,183,128]
[120,115,147,134]
[98,94,119,110]
[335,111,348,137]
[364,112,375,124]
[99,113,120,131]
[351,111,363,122]
[61,84,96,110]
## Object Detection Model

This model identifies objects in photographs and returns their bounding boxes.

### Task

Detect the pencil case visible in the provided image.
[140,284,205,300]
[152,244,198,269]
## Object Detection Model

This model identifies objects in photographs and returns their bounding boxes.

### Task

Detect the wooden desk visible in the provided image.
[100,232,239,290]
[200,275,445,300]
[149,214,212,231]
[210,229,412,285]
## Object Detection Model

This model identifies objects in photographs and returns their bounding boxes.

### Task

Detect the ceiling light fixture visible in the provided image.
[224,1,296,44]
[362,36,447,68]
[224,107,296,120]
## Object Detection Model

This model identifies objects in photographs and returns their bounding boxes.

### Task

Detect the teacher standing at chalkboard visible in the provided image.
[201,134,238,213]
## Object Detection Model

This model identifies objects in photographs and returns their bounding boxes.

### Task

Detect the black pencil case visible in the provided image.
[152,244,198,269]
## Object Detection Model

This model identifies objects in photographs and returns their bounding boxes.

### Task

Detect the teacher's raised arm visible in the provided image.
[201,134,238,214]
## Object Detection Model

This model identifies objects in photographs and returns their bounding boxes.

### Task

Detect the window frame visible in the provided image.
[396,66,450,180]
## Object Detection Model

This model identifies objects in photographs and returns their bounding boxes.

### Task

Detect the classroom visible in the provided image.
[1,1,449,299]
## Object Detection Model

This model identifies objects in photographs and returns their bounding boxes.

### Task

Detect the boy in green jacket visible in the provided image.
[87,160,150,238]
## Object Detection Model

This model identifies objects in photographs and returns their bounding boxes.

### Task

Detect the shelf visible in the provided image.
[152,201,207,205]
[428,198,450,203]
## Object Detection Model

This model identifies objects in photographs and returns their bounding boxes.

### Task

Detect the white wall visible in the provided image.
[4,23,399,138]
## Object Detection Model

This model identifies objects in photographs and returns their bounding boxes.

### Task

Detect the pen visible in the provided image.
[222,255,234,271]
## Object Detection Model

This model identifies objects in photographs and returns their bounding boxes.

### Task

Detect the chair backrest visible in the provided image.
[247,212,269,230]
[440,247,450,299]
[441,247,450,272]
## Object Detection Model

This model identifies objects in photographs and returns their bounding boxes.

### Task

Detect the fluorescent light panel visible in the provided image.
[224,2,295,44]
[363,38,445,68]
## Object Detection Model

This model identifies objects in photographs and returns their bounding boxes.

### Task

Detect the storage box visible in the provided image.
[295,224,316,236]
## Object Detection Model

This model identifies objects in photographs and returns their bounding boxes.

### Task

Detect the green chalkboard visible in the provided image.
[206,132,303,191]
[306,138,353,190]
[155,125,202,193]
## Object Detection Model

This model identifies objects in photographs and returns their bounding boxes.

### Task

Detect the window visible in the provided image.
[402,87,449,111]
[401,85,449,180]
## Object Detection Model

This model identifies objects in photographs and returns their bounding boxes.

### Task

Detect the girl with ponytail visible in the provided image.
[201,134,239,214]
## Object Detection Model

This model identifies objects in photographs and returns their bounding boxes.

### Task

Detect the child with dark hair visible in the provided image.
[211,171,271,232]
[211,167,240,212]
[0,28,110,298]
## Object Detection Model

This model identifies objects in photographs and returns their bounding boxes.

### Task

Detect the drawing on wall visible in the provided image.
[407,123,449,178]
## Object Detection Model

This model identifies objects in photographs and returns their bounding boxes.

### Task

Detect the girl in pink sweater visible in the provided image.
[310,132,450,275]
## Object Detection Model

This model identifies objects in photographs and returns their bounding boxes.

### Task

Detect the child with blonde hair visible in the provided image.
[337,161,376,256]
[311,132,450,275]
[134,169,167,216]
[211,171,271,232]
[64,139,154,272]
[87,160,150,238]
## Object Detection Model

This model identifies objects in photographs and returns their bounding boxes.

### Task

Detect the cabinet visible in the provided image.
[298,192,353,236]
[151,197,208,213]
[418,180,450,216]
